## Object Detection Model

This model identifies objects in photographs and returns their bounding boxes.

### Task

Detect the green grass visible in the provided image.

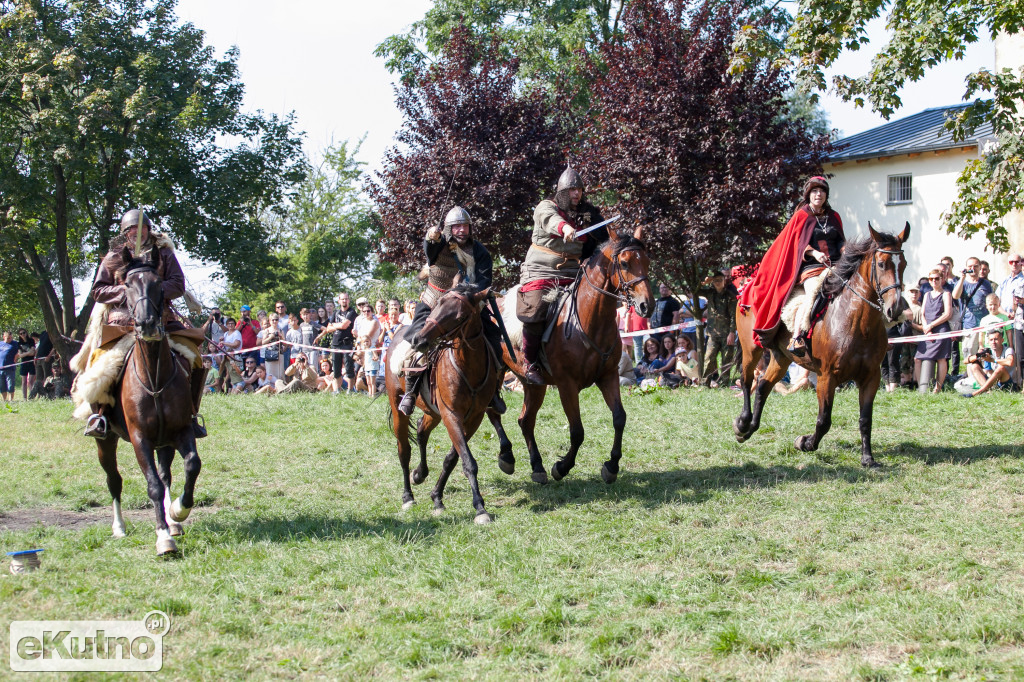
[2,387,1024,679]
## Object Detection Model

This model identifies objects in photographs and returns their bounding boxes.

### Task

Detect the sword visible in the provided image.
[574,214,621,238]
[135,209,144,255]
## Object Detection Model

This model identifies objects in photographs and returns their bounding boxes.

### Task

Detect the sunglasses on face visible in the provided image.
[1011,260,1021,264]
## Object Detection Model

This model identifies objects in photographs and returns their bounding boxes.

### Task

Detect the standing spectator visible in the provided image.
[650,283,681,343]
[959,329,1014,397]
[979,260,991,282]
[354,297,382,398]
[980,293,1012,335]
[236,305,261,365]
[30,330,55,398]
[285,314,303,365]
[941,256,957,288]
[400,300,417,325]
[617,303,649,364]
[920,260,960,375]
[276,352,319,393]
[15,328,36,400]
[259,314,284,379]
[382,299,403,350]
[0,331,18,401]
[299,308,319,369]
[697,270,737,386]
[202,306,226,365]
[274,301,291,366]
[917,269,953,393]
[953,256,993,357]
[324,292,357,391]
[996,253,1024,381]
[316,306,329,328]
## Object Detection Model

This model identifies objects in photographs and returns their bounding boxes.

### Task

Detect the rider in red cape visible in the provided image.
[739,176,844,355]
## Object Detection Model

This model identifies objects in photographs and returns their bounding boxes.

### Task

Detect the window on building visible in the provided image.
[887,174,912,204]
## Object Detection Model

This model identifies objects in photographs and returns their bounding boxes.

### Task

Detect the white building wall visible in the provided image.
[824,148,1005,283]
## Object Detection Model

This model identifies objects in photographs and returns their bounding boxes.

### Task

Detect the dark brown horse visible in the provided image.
[96,251,202,554]
[384,284,500,523]
[734,223,910,467]
[498,226,654,484]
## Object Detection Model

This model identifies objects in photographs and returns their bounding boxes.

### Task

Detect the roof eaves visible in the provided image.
[826,140,979,163]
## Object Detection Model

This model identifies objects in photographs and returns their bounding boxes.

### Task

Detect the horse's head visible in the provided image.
[411,284,490,353]
[603,225,655,318]
[867,221,911,323]
[119,246,165,341]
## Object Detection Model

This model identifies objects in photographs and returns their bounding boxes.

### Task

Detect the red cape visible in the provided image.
[739,206,843,344]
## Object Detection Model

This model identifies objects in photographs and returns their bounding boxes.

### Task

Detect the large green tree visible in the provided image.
[732,0,1024,250]
[0,0,304,364]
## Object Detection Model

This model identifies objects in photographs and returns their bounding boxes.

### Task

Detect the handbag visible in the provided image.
[263,332,280,361]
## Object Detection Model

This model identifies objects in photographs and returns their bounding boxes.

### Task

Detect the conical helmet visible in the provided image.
[444,205,472,227]
[556,164,584,193]
[119,208,153,234]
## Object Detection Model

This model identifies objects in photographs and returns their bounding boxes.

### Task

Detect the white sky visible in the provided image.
[153,2,995,304]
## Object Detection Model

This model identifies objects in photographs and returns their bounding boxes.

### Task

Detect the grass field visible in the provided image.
[2,385,1024,680]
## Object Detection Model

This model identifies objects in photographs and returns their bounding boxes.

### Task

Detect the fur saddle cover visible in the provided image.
[499,284,570,351]
[70,302,200,421]
[780,271,828,340]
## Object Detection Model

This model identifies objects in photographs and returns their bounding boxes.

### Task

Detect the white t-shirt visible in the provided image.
[354,316,380,346]
[222,330,242,352]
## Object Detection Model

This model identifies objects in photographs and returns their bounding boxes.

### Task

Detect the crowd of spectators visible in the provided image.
[0,327,67,402]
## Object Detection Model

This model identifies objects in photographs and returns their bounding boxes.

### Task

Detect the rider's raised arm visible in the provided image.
[535,200,569,238]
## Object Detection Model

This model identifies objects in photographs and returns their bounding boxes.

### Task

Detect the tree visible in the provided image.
[0,0,304,365]
[368,27,569,287]
[733,0,1024,250]
[582,0,832,375]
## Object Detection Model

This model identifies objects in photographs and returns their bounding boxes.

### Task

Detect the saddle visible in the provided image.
[538,288,571,373]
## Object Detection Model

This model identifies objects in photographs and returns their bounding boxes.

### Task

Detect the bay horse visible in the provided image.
[734,223,910,467]
[384,284,500,524]
[498,226,654,484]
[96,249,202,554]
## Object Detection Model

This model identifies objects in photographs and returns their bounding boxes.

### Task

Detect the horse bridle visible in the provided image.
[841,247,904,315]
[581,245,649,309]
[125,264,166,338]
[419,291,495,404]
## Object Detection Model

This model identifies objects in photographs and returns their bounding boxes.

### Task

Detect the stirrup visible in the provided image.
[787,336,807,358]
[84,414,109,439]
[522,363,544,386]
[489,390,507,415]
[398,391,417,416]
[192,414,207,439]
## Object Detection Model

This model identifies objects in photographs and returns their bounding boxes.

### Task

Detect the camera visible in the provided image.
[977,347,993,360]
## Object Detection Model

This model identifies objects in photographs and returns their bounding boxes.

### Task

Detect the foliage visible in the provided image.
[580,0,832,371]
[732,0,1024,250]
[0,0,305,365]
[3,388,1024,678]
[368,27,569,288]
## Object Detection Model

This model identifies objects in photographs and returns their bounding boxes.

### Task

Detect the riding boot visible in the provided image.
[84,404,110,439]
[189,367,208,438]
[489,379,507,414]
[786,334,807,358]
[521,331,544,385]
[399,370,426,416]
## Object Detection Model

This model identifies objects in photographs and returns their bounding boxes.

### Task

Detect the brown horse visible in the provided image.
[498,226,654,484]
[734,223,910,467]
[96,252,202,554]
[384,284,500,523]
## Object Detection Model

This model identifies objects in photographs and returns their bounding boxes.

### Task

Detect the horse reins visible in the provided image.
[422,292,496,407]
[570,246,648,366]
[836,247,904,315]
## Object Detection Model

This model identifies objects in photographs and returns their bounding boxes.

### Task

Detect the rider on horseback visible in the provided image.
[517,164,609,384]
[81,209,208,439]
[398,206,506,416]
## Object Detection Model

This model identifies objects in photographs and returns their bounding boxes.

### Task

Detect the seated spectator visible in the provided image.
[618,348,634,387]
[253,365,277,394]
[674,334,700,385]
[231,357,261,394]
[317,357,339,392]
[958,329,1014,397]
[634,337,668,387]
[202,357,220,393]
[42,362,71,399]
[275,352,319,393]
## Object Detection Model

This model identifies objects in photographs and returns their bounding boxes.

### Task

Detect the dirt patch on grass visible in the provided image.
[2,507,170,531]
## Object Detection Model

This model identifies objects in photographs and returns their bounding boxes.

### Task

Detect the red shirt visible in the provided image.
[237,318,261,351]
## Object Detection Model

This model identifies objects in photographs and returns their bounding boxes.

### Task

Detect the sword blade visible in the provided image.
[575,214,621,238]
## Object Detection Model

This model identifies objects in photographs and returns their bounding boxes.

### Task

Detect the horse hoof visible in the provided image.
[862,459,881,469]
[402,500,416,511]
[795,436,815,452]
[498,455,515,476]
[474,512,493,525]
[735,434,748,443]
[169,497,191,522]
[411,470,427,486]
[156,537,178,555]
[431,505,445,517]
[112,524,126,539]
[167,521,184,537]
[601,464,617,484]
[550,462,564,482]
[531,471,548,485]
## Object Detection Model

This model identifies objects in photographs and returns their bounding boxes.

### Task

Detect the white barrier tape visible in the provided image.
[888,319,1015,344]
[201,340,383,360]
[620,320,698,338]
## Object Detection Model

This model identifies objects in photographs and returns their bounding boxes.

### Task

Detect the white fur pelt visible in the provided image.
[70,302,111,376]
[71,334,134,421]
[501,285,524,349]
[781,271,828,338]
[388,339,413,376]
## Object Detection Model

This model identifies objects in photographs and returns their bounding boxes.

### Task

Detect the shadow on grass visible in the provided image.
[890,441,1024,465]
[200,513,452,544]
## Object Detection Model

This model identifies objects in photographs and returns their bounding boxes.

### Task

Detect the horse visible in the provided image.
[733,223,910,467]
[384,284,500,524]
[95,249,202,554]
[497,225,654,484]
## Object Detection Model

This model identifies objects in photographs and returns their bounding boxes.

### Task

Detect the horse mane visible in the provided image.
[823,232,902,298]
[608,233,645,257]
[450,281,483,297]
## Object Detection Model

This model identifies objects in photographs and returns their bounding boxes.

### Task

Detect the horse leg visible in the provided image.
[518,383,548,484]
[488,408,516,476]
[413,413,440,485]
[170,431,202,523]
[97,436,126,538]
[130,435,176,555]
[734,343,764,442]
[795,374,838,452]
[392,404,416,510]
[443,412,491,523]
[550,382,583,482]
[747,351,790,438]
[155,446,183,537]
[429,447,460,515]
[857,369,883,468]
[596,372,626,484]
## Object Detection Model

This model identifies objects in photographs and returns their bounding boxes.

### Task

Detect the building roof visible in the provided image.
[826,103,993,163]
